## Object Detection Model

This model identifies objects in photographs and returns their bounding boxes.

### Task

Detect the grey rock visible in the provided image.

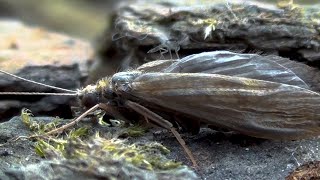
[0,20,92,122]
[156,129,320,180]
[0,66,82,122]
[0,159,197,180]
[2,107,320,179]
[0,116,198,180]
[93,1,320,82]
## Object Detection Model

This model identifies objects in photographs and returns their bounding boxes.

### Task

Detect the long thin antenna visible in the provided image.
[0,92,77,96]
[0,70,78,93]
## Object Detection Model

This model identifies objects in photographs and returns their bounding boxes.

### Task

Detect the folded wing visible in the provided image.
[130,73,320,140]
[163,51,309,89]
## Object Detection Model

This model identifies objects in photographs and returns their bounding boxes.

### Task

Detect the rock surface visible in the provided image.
[92,0,320,82]
[1,1,320,179]
[0,20,93,122]
[0,116,197,180]
[1,116,320,179]
[161,130,320,179]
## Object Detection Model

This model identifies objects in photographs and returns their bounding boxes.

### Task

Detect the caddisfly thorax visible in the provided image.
[111,71,141,92]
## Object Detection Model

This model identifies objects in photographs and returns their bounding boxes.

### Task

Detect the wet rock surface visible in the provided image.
[0,20,93,122]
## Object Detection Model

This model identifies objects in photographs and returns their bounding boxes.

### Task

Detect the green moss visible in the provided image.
[142,142,171,155]
[126,125,148,137]
[53,133,182,171]
[149,157,182,170]
[34,139,67,158]
[21,108,61,133]
[21,110,183,171]
[34,140,51,157]
[68,127,89,139]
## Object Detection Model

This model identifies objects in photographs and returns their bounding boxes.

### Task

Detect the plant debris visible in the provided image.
[286,161,320,180]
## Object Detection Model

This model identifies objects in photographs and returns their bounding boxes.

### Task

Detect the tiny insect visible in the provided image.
[147,34,189,60]
[147,38,181,59]
[2,51,320,167]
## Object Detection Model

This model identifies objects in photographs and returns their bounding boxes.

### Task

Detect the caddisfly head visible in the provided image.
[78,77,116,108]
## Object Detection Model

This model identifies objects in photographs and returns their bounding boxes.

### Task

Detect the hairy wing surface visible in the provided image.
[137,60,177,73]
[163,51,309,89]
[267,55,320,92]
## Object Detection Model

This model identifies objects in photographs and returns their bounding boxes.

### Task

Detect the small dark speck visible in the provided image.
[266,154,272,158]
[9,42,19,50]
[0,149,11,156]
[53,60,59,65]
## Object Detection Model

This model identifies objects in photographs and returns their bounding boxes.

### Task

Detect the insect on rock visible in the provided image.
[2,51,320,167]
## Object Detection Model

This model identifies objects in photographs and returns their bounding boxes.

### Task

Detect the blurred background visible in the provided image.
[0,0,317,42]
[0,0,126,41]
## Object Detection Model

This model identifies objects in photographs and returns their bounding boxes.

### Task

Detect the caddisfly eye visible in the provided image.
[103,88,117,99]
[81,93,99,108]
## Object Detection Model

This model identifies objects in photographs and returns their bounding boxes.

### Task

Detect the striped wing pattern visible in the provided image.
[112,51,320,140]
[128,72,320,140]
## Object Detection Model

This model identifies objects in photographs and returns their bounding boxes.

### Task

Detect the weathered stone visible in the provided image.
[3,115,320,179]
[0,116,47,171]
[93,1,320,82]
[0,159,197,180]
[0,20,93,122]
[0,116,198,180]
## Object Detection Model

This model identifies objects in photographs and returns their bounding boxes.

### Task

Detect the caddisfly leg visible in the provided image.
[125,100,198,168]
[45,104,100,135]
[45,103,130,136]
[98,103,130,122]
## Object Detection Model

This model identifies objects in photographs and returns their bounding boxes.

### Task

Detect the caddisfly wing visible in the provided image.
[163,51,309,89]
[136,51,320,90]
[137,60,177,73]
[266,55,320,92]
[126,72,320,140]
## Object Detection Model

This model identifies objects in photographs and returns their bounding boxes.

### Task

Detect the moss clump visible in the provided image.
[20,109,89,158]
[125,125,148,137]
[35,139,67,158]
[21,108,61,133]
[84,133,181,171]
[20,109,183,171]
[33,128,89,158]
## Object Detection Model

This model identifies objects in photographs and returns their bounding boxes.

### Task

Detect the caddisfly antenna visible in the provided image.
[0,92,77,96]
[0,69,78,96]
